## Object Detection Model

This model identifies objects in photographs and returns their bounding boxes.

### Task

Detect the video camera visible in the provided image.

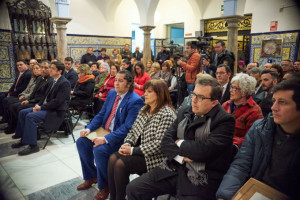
[165,40,184,59]
[195,36,213,54]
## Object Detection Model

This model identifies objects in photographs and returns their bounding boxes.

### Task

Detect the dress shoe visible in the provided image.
[11,141,26,148]
[18,145,39,156]
[93,187,109,200]
[77,178,97,190]
[4,128,14,134]
[12,134,21,139]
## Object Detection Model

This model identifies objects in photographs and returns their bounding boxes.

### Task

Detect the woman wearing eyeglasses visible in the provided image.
[222,73,263,147]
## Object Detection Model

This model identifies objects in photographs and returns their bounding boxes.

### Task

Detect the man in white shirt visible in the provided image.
[216,64,232,105]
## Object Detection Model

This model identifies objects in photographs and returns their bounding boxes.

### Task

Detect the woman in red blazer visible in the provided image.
[134,62,151,97]
[94,63,120,113]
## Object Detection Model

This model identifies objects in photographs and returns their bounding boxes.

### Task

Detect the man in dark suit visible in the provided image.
[156,45,170,66]
[133,46,143,61]
[6,61,53,135]
[76,70,144,200]
[11,61,71,156]
[0,60,32,123]
[212,40,235,73]
[216,64,231,105]
[80,47,97,64]
[126,77,235,200]
[64,57,78,89]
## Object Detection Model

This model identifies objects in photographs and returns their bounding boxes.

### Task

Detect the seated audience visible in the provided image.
[3,63,41,133]
[0,60,32,124]
[97,48,110,61]
[94,63,120,114]
[150,62,161,79]
[283,71,300,80]
[91,62,100,77]
[64,57,79,89]
[294,60,300,71]
[69,64,95,109]
[169,66,187,108]
[264,62,272,70]
[76,70,144,200]
[270,64,283,82]
[108,79,176,200]
[222,73,263,147]
[81,47,97,64]
[126,77,235,200]
[110,49,122,65]
[8,61,53,136]
[160,60,173,86]
[121,59,134,76]
[133,62,151,97]
[255,70,278,117]
[281,60,294,75]
[178,73,213,111]
[237,60,247,73]
[216,64,232,105]
[249,67,263,100]
[202,54,217,77]
[93,63,109,96]
[216,78,300,200]
[145,59,153,74]
[246,63,257,74]
[121,44,133,60]
[133,46,143,61]
[74,60,81,73]
[11,61,71,155]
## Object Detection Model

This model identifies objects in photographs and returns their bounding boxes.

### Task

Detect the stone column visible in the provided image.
[50,17,72,62]
[224,15,244,75]
[139,26,155,67]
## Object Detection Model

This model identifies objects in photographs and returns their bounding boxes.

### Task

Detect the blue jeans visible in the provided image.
[187,83,195,95]
[15,107,47,145]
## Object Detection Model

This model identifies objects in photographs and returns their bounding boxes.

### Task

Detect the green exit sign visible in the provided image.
[221,5,224,11]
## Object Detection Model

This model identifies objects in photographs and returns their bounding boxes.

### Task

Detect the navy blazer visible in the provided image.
[64,68,78,89]
[220,82,231,105]
[9,69,32,96]
[87,89,144,146]
[39,75,71,131]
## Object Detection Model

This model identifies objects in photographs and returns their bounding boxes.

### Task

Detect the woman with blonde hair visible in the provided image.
[110,48,122,65]
[150,62,161,79]
[69,64,95,109]
[145,59,153,74]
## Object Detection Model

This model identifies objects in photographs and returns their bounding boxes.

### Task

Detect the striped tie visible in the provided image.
[105,95,121,131]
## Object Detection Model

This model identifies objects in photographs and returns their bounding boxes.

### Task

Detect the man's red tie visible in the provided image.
[105,95,121,131]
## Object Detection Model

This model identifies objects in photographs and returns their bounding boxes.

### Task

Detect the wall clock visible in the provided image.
[261,39,282,57]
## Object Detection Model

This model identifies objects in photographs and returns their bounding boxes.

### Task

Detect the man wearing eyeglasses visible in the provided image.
[127,77,235,200]
[216,64,232,105]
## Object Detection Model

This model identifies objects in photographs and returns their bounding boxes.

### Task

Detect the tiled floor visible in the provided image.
[0,117,173,200]
[0,118,101,200]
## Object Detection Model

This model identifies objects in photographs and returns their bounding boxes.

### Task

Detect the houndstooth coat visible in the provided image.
[124,106,176,171]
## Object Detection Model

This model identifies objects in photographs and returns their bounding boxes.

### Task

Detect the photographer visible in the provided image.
[156,45,170,66]
[177,41,201,94]
[202,54,216,77]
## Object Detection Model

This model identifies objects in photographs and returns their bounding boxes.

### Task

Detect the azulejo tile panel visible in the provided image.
[250,31,300,66]
[0,32,11,42]
[0,30,16,92]
[0,64,11,78]
[0,83,13,93]
[0,46,9,61]
[67,36,131,46]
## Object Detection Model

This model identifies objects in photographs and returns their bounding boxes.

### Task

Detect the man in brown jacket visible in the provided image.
[177,41,201,94]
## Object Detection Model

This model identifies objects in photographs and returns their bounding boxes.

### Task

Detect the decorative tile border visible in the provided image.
[0,29,16,93]
[250,30,300,67]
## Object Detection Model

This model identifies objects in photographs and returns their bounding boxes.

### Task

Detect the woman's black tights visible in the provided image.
[108,153,130,200]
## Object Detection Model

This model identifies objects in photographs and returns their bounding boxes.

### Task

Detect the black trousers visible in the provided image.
[126,167,213,200]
